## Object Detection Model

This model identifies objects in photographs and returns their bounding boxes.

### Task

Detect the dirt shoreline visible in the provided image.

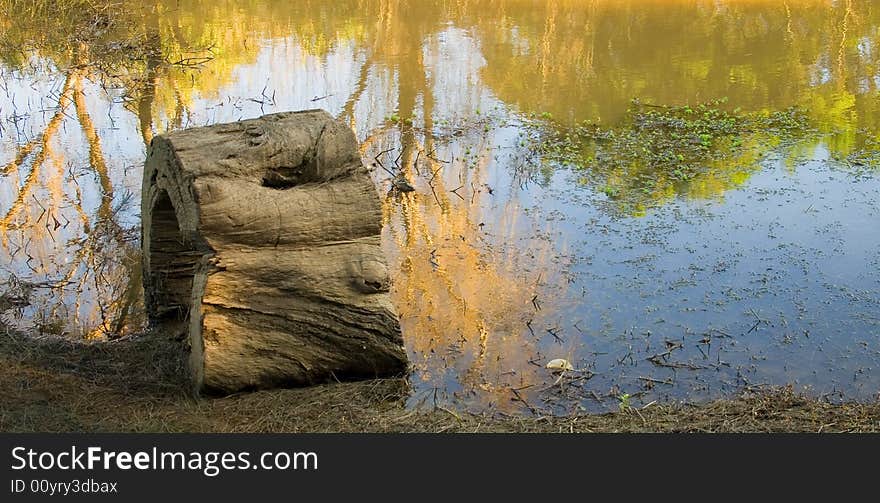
[1,331,878,433]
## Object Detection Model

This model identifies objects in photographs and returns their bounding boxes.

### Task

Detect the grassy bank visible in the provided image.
[1,330,878,433]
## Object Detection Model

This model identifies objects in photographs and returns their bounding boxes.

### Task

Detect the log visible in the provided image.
[141,110,408,394]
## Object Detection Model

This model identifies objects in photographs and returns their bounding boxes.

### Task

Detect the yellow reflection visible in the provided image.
[1,0,879,349]
[0,69,142,339]
[375,131,570,409]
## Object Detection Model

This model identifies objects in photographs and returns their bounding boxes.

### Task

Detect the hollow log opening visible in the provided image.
[146,189,200,322]
[143,185,212,392]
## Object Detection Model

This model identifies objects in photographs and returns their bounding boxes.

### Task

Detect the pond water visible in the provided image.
[1,0,879,413]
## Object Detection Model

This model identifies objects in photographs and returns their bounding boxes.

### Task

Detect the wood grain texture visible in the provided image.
[141,110,407,394]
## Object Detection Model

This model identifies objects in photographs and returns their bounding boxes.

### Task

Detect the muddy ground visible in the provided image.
[1,329,878,433]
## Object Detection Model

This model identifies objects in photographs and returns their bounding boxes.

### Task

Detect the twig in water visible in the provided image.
[546,327,564,343]
[617,345,634,365]
[510,388,539,415]
[373,148,397,177]
[413,149,422,175]
[638,376,674,386]
[450,184,465,200]
[429,184,442,206]
[747,308,769,334]
[429,166,442,183]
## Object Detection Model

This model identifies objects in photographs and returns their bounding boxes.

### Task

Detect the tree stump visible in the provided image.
[141,110,408,394]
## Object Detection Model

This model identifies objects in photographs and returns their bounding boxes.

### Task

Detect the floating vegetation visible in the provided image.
[834,130,880,173]
[523,99,816,215]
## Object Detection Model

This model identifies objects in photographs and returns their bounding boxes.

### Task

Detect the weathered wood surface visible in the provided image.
[141,110,407,394]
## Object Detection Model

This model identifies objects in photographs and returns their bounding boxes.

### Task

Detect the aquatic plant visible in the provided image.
[618,393,632,412]
[524,99,815,215]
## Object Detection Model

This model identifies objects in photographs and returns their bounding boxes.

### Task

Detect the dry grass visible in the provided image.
[1,329,878,433]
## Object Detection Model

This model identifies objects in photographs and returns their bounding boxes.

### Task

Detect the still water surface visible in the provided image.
[1,0,879,412]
